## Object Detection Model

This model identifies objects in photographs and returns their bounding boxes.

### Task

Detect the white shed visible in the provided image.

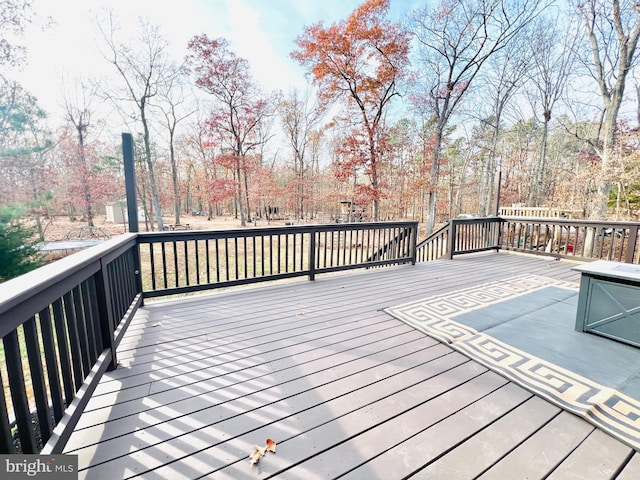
[105,202,147,223]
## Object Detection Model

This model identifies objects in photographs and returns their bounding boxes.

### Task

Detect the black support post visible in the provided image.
[122,132,144,302]
[493,168,502,217]
[122,133,138,233]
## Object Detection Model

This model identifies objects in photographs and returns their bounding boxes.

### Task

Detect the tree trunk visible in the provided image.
[77,128,94,227]
[141,108,164,231]
[169,141,180,225]
[242,159,251,223]
[235,158,246,226]
[528,114,550,207]
[426,124,444,235]
[592,111,617,220]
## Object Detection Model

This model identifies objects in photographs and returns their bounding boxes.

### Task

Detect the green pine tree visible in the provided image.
[0,205,42,282]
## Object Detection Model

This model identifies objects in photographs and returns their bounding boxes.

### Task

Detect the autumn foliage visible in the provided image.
[249,438,277,466]
[187,34,276,226]
[291,0,409,220]
[4,0,640,251]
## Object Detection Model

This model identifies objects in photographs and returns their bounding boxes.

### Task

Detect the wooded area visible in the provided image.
[2,0,640,249]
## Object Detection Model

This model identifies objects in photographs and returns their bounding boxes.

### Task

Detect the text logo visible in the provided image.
[1,455,77,479]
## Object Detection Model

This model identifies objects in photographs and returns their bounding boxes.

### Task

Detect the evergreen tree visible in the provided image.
[0,205,42,282]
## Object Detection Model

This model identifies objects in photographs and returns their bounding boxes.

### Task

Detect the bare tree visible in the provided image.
[184,108,218,218]
[410,0,552,234]
[152,64,193,226]
[525,12,579,207]
[0,0,35,67]
[279,89,323,220]
[98,13,172,231]
[476,33,532,216]
[61,77,99,226]
[574,0,640,219]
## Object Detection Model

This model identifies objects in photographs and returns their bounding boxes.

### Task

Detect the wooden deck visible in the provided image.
[63,252,640,479]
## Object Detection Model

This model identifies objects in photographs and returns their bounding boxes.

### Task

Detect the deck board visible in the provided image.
[617,452,640,479]
[61,252,640,479]
[546,429,634,479]
[70,327,433,443]
[273,380,528,480]
[402,395,562,478]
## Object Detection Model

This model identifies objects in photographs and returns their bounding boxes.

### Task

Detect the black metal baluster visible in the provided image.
[184,240,191,286]
[161,242,168,289]
[52,299,74,404]
[215,238,220,282]
[173,241,179,288]
[269,235,274,275]
[4,329,38,453]
[224,238,230,281]
[261,236,265,276]
[149,243,157,291]
[205,239,211,284]
[86,277,103,361]
[234,237,239,280]
[0,371,16,453]
[277,234,281,274]
[62,292,84,391]
[243,236,248,279]
[193,240,202,285]
[72,286,91,376]
[23,316,52,444]
[38,307,65,422]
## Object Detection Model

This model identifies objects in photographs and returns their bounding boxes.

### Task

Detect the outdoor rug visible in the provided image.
[384,274,640,451]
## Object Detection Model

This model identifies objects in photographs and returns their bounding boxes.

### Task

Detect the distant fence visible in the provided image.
[499,206,584,219]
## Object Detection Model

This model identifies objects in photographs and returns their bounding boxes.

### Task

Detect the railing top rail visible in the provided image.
[451,217,503,224]
[137,221,419,241]
[0,233,137,319]
[501,216,640,228]
[417,222,449,248]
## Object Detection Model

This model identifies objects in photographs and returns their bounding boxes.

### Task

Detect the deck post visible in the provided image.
[446,221,456,260]
[122,133,144,304]
[122,133,138,234]
[626,224,638,264]
[308,230,316,281]
[493,168,502,216]
[410,223,418,265]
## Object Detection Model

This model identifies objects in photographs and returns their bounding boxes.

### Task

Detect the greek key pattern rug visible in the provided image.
[384,274,640,452]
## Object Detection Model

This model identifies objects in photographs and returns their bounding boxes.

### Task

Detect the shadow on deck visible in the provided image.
[63,252,640,479]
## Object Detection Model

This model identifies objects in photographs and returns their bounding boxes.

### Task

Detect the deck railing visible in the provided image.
[0,234,142,455]
[500,216,640,263]
[417,216,640,264]
[5,215,639,455]
[416,222,450,261]
[447,217,503,258]
[417,218,502,261]
[137,222,418,297]
[0,222,417,454]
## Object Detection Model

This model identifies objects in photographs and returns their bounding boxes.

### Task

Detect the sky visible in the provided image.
[11,0,422,122]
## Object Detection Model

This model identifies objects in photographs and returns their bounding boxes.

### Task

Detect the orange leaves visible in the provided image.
[290,0,409,223]
[291,0,409,94]
[249,438,277,466]
[266,438,277,453]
